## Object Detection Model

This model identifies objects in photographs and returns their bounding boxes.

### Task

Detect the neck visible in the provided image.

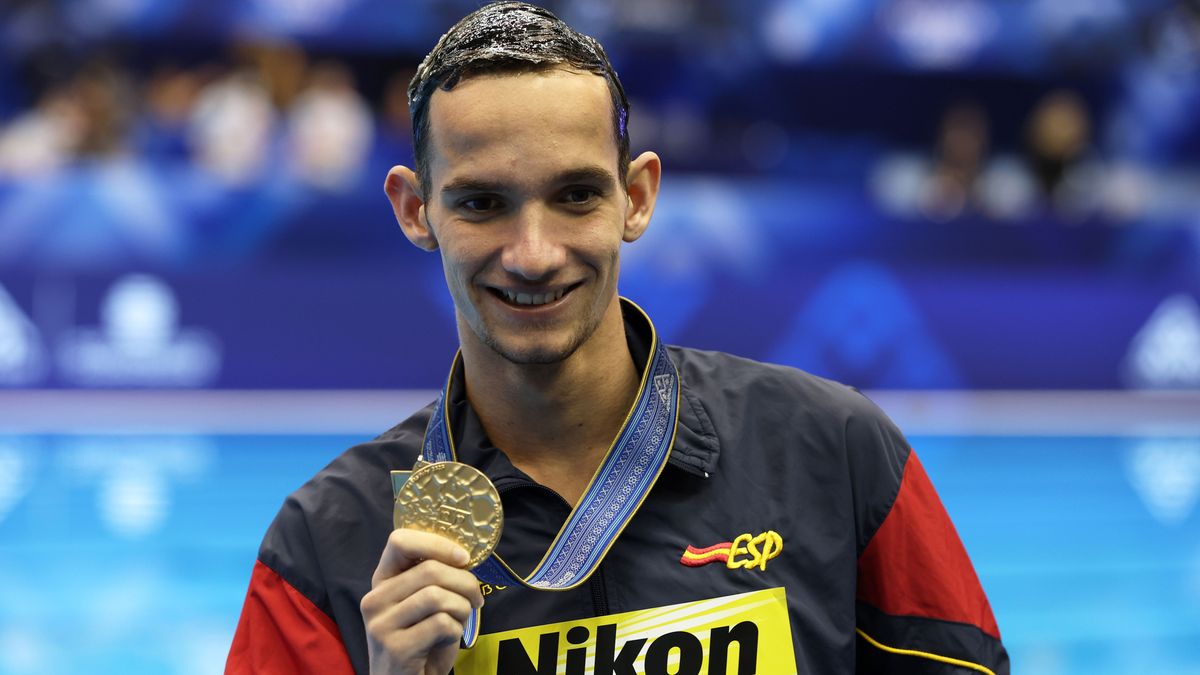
[460,298,640,504]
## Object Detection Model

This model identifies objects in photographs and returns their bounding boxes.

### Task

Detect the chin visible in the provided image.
[481,328,590,366]
[486,339,577,366]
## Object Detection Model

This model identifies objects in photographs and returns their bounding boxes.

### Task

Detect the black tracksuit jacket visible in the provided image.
[228,310,1009,674]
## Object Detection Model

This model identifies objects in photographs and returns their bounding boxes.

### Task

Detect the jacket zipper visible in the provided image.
[589,565,610,616]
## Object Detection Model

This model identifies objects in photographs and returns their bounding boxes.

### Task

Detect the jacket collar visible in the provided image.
[444,299,721,487]
[669,369,721,478]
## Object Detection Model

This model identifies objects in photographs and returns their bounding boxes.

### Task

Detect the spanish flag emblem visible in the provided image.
[679,531,783,571]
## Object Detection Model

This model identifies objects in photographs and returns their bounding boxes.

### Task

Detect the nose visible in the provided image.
[500,206,566,281]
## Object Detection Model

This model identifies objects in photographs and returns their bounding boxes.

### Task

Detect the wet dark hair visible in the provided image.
[407,1,631,197]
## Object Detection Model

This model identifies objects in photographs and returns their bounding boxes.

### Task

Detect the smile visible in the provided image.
[489,283,580,308]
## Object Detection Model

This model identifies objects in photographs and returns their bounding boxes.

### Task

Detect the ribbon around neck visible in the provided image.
[415,298,680,647]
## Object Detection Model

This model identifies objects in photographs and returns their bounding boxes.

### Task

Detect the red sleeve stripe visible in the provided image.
[857,451,1001,640]
[226,560,356,675]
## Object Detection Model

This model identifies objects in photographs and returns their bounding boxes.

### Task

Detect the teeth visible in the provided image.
[502,288,568,306]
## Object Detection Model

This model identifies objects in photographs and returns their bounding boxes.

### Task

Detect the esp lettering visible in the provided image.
[726,530,783,571]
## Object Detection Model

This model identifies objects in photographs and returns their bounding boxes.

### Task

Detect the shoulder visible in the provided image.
[668,345,909,547]
[258,401,435,603]
[667,344,894,431]
[289,402,433,516]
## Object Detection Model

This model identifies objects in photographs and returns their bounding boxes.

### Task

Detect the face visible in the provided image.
[409,69,647,365]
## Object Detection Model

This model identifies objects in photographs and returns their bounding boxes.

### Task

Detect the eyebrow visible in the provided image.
[556,166,618,189]
[440,165,618,197]
[440,177,505,196]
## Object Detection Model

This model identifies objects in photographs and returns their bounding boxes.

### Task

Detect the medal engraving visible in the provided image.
[393,461,503,569]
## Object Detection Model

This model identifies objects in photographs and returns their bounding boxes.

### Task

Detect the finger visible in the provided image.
[361,560,484,619]
[372,529,470,586]
[384,611,464,660]
[371,584,476,635]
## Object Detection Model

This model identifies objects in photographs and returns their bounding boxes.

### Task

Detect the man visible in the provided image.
[227,3,1009,674]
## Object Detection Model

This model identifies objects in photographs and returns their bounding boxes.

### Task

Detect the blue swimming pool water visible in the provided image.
[1,432,1198,674]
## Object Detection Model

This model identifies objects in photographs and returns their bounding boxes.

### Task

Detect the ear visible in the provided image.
[384,165,438,251]
[622,151,661,243]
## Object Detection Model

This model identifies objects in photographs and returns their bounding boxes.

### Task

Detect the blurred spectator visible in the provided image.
[286,61,373,191]
[1025,89,1091,199]
[0,0,1196,253]
[0,60,133,177]
[239,41,309,111]
[872,100,1037,223]
[0,83,84,177]
[1021,88,1145,222]
[918,102,989,220]
[138,65,208,161]
[874,89,1142,224]
[71,60,133,158]
[187,68,276,185]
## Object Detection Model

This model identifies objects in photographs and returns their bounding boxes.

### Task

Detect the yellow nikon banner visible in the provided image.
[454,587,796,675]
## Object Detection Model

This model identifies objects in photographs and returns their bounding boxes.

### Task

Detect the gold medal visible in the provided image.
[393,461,503,569]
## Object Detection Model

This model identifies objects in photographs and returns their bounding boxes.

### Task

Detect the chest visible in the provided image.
[463,466,860,673]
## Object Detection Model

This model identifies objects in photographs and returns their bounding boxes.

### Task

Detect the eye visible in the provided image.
[562,188,601,206]
[459,196,503,213]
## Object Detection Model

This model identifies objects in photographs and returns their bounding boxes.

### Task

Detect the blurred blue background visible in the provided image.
[1,0,1199,673]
